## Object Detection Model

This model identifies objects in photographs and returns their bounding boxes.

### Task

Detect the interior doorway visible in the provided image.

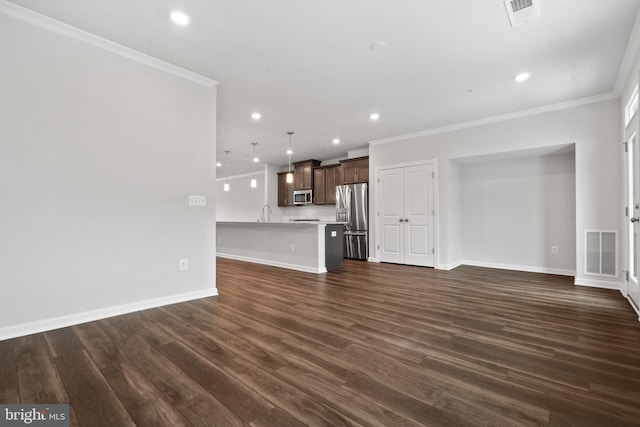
[454,144,576,276]
[624,131,640,312]
[377,161,436,267]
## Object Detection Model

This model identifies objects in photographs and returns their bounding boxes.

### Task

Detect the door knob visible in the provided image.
[405,218,409,223]
[631,217,639,223]
[399,218,404,222]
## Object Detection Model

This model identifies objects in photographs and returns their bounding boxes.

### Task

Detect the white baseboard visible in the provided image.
[0,288,218,342]
[574,277,622,290]
[624,295,640,320]
[437,262,463,271]
[461,260,575,277]
[367,257,379,263]
[217,253,327,274]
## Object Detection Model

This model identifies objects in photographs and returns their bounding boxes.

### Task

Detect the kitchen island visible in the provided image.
[216,221,344,273]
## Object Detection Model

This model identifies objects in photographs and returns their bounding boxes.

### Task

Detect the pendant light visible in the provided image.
[250,142,258,188]
[223,150,230,192]
[286,131,294,184]
[252,142,260,163]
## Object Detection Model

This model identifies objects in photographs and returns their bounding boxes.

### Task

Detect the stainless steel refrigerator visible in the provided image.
[336,183,368,260]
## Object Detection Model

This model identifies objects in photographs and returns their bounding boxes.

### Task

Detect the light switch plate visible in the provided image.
[188,195,206,206]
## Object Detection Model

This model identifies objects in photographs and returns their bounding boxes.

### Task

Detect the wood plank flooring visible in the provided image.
[1,258,640,426]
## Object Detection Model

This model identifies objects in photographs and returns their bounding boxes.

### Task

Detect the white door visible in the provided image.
[404,164,434,266]
[379,164,434,267]
[626,132,640,310]
[379,168,405,264]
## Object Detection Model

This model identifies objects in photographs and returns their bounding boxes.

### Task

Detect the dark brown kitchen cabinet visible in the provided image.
[340,156,369,184]
[277,172,294,206]
[293,160,320,190]
[313,168,325,204]
[313,165,340,205]
[325,165,338,205]
[336,165,344,186]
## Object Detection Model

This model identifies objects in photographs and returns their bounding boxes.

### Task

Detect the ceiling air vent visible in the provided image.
[504,0,541,27]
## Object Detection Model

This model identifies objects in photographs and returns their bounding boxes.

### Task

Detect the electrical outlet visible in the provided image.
[217,236,222,244]
[290,243,295,252]
[179,259,188,270]
[551,246,559,255]
[188,195,206,206]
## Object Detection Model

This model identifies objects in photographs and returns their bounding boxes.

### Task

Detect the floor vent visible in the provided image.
[504,0,541,27]
[585,231,617,276]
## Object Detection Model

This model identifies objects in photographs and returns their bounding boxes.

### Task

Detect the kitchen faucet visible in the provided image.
[260,204,272,222]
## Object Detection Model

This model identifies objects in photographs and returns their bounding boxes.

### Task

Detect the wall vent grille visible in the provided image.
[585,230,617,276]
[511,0,533,12]
[504,0,541,27]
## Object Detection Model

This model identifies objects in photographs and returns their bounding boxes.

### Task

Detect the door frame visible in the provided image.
[373,159,439,267]
[622,77,640,319]
[623,130,640,316]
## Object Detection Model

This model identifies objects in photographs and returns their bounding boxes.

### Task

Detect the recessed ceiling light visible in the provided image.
[286,148,293,155]
[251,112,261,120]
[216,161,222,167]
[514,72,531,82]
[369,113,380,121]
[253,156,260,163]
[332,138,340,144]
[170,10,190,26]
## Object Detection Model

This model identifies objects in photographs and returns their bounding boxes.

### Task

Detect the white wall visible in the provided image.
[459,150,576,274]
[447,161,463,268]
[0,8,217,338]
[279,205,337,221]
[370,98,621,287]
[216,166,337,222]
[216,171,267,222]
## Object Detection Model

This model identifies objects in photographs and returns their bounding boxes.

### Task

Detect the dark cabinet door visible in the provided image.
[325,166,338,205]
[313,165,340,205]
[306,165,314,188]
[336,165,344,186]
[294,167,303,189]
[277,172,294,206]
[313,168,326,204]
[342,166,357,184]
[358,166,369,183]
[293,160,320,190]
[339,157,369,184]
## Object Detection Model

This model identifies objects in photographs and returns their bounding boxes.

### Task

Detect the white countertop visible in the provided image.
[217,220,345,225]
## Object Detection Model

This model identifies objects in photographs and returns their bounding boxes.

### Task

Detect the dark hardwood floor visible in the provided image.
[2,258,640,426]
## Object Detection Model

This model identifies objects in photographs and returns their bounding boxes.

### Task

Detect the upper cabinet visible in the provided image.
[313,164,340,205]
[313,168,325,204]
[277,172,294,207]
[277,157,368,207]
[293,159,321,190]
[325,165,339,204]
[340,156,369,184]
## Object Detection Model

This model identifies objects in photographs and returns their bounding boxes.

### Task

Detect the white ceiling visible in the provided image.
[7,0,640,174]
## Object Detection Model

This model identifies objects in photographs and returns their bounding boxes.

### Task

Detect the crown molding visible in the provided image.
[216,170,266,181]
[0,0,218,88]
[369,92,617,146]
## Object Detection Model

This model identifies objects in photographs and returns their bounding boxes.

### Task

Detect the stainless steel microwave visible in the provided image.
[293,189,313,205]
